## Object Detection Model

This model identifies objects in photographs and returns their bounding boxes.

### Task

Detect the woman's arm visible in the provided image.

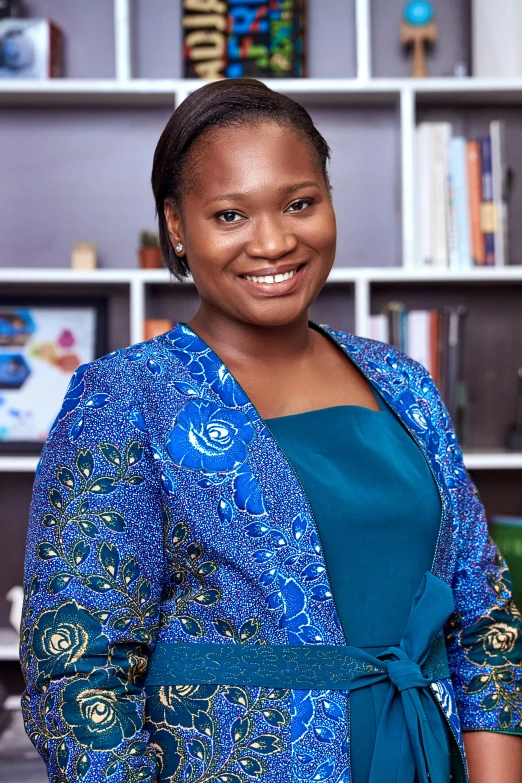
[416,372,522,775]
[20,358,164,783]
[464,732,522,783]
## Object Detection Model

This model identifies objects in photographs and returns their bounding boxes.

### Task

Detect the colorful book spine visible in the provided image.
[466,140,485,265]
[449,137,472,269]
[416,123,432,266]
[479,136,496,266]
[490,120,508,266]
[430,123,451,268]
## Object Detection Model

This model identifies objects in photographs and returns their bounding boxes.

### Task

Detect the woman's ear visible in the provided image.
[164,201,184,248]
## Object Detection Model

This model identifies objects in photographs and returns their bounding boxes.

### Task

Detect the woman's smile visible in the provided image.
[238,261,307,296]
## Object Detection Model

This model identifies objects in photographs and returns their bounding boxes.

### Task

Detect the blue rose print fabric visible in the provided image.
[20,323,522,783]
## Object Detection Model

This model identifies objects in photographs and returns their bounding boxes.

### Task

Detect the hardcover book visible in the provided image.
[182,0,306,80]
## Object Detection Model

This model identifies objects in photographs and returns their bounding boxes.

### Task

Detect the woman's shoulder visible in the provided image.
[318,323,428,378]
[78,330,187,388]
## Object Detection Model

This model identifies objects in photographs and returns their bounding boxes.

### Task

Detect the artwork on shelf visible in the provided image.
[0,298,106,453]
[182,0,306,80]
[400,1,438,78]
[0,17,63,78]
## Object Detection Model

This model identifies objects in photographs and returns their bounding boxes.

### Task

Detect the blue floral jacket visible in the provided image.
[21,322,522,783]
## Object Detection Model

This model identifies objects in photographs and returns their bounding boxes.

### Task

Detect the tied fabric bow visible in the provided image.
[348,572,455,783]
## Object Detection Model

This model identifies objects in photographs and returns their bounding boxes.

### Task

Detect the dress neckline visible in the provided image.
[265,400,385,423]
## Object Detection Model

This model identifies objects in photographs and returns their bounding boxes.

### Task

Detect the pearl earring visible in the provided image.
[175,242,184,254]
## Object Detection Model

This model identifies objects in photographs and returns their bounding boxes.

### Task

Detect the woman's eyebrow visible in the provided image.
[203,180,319,207]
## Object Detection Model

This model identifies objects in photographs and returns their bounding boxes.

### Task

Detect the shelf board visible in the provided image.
[0,456,39,473]
[0,628,19,661]
[464,452,522,470]
[0,450,520,474]
[2,77,522,108]
[0,78,179,107]
[2,266,522,286]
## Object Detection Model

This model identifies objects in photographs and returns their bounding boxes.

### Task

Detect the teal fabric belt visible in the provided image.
[146,572,455,783]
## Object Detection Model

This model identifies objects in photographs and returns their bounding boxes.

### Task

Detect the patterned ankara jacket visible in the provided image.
[21,322,522,783]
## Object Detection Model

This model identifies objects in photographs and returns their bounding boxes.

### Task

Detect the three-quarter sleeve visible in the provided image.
[20,358,164,782]
[423,377,522,736]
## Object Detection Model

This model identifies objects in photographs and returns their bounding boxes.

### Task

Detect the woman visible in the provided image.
[21,79,521,783]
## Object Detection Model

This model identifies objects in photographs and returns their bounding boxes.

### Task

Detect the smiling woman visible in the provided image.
[21,78,522,783]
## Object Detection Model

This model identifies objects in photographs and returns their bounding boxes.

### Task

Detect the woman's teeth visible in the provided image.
[244,268,298,284]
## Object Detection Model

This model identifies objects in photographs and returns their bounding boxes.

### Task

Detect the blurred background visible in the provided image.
[1,1,522,780]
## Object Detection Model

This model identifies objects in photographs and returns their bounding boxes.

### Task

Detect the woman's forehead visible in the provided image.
[185,122,322,198]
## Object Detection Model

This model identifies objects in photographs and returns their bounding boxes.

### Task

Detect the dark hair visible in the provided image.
[151,78,331,279]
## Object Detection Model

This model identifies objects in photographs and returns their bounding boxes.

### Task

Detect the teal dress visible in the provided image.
[265,390,447,782]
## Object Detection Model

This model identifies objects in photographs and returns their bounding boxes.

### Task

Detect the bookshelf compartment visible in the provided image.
[145,283,200,327]
[310,283,355,333]
[371,0,471,79]
[144,282,355,339]
[308,105,402,268]
[0,107,172,270]
[24,0,116,78]
[370,282,522,452]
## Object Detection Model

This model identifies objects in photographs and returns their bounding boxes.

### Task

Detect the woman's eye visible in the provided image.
[286,198,313,213]
[217,210,243,223]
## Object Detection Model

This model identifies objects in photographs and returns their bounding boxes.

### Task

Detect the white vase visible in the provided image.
[472,0,522,77]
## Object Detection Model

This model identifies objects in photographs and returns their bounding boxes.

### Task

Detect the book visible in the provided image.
[479,136,496,266]
[490,120,509,267]
[444,305,467,431]
[466,141,485,265]
[369,314,389,343]
[407,310,431,372]
[449,137,472,269]
[416,123,432,267]
[430,123,452,268]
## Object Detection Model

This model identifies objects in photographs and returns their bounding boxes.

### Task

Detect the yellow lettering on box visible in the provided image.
[184,0,227,13]
[194,60,225,79]
[183,14,227,32]
[186,30,226,60]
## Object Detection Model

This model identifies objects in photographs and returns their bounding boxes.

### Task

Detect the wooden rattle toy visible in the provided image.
[401,0,438,78]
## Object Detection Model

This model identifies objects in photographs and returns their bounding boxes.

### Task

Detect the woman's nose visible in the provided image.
[245,215,298,260]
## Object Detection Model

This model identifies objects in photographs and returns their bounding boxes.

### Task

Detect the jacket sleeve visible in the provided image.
[20,357,164,782]
[425,379,522,735]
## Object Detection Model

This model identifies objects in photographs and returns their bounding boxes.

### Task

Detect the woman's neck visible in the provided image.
[187,306,314,367]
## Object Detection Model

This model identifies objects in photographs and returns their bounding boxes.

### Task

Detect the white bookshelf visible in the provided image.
[2,264,522,341]
[1,265,522,475]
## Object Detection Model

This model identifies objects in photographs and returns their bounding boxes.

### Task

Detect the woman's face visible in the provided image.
[165,121,336,328]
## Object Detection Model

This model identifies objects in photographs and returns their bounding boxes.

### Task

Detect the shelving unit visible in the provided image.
[1,0,522,667]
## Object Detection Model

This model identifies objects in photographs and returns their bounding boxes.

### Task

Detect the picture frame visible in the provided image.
[0,296,107,454]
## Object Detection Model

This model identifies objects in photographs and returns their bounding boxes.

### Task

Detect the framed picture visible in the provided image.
[0,297,107,454]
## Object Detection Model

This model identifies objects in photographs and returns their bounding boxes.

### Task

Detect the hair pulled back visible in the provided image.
[151,77,331,279]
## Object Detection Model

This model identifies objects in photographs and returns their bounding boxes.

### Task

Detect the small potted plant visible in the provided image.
[138,230,162,269]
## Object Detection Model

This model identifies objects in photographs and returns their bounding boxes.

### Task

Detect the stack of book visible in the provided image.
[371,305,467,439]
[415,120,510,268]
